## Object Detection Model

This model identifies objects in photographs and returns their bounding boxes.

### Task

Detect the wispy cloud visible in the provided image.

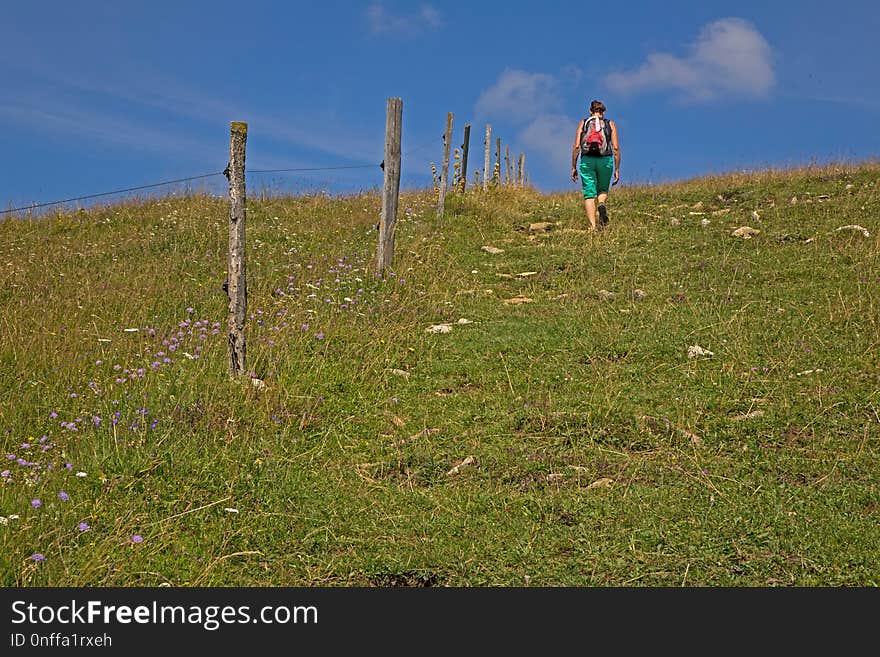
[474,69,562,124]
[603,18,775,101]
[474,69,578,187]
[366,3,442,35]
[518,113,576,177]
[0,98,220,163]
[2,62,384,167]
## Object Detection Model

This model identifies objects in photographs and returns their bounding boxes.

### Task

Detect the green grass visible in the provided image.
[1,161,878,586]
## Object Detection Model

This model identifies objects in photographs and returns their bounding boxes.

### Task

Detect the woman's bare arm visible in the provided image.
[610,121,621,184]
[570,122,583,180]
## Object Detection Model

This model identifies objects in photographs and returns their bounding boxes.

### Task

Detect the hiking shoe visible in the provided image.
[598,204,609,228]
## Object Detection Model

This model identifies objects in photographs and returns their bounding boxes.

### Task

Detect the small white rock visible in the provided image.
[732,226,760,239]
[687,345,714,358]
[446,456,475,476]
[835,224,871,238]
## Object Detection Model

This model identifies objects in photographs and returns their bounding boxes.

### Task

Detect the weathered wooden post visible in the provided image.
[518,153,526,186]
[460,124,470,191]
[495,137,501,185]
[483,124,491,191]
[378,97,402,276]
[505,145,511,185]
[436,112,453,218]
[227,121,248,378]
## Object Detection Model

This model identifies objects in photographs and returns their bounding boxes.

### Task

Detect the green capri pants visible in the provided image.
[579,155,614,199]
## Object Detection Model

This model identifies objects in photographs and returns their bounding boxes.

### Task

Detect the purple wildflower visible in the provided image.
[30,498,41,509]
[30,554,47,562]
[131,534,144,544]
[78,522,89,531]
[58,491,69,502]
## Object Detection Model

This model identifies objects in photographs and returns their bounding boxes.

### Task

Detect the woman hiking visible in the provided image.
[570,100,620,231]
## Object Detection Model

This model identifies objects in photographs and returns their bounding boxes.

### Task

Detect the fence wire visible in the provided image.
[1,130,445,217]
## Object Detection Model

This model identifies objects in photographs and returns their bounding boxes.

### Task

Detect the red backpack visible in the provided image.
[580,116,609,157]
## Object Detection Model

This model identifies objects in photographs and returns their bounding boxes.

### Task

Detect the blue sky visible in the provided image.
[2,0,879,210]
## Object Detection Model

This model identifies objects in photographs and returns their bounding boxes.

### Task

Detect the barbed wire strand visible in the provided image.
[403,137,440,158]
[249,164,377,174]
[0,140,447,401]
[1,137,442,217]
[0,171,225,216]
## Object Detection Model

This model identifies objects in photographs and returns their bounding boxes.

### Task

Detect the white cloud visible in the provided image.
[518,114,578,181]
[2,66,382,166]
[473,69,585,186]
[366,3,442,35]
[603,18,775,101]
[475,69,562,124]
[0,99,218,162]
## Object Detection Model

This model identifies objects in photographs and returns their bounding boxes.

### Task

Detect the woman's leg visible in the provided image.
[579,159,599,231]
[595,157,614,228]
[583,197,597,230]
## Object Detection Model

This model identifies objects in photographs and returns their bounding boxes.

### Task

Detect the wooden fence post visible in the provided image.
[378,97,402,276]
[460,124,470,191]
[518,153,526,186]
[227,121,248,378]
[436,112,453,218]
[483,124,491,191]
[505,145,511,185]
[495,137,501,185]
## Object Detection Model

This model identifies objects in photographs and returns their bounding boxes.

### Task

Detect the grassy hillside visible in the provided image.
[1,162,878,586]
